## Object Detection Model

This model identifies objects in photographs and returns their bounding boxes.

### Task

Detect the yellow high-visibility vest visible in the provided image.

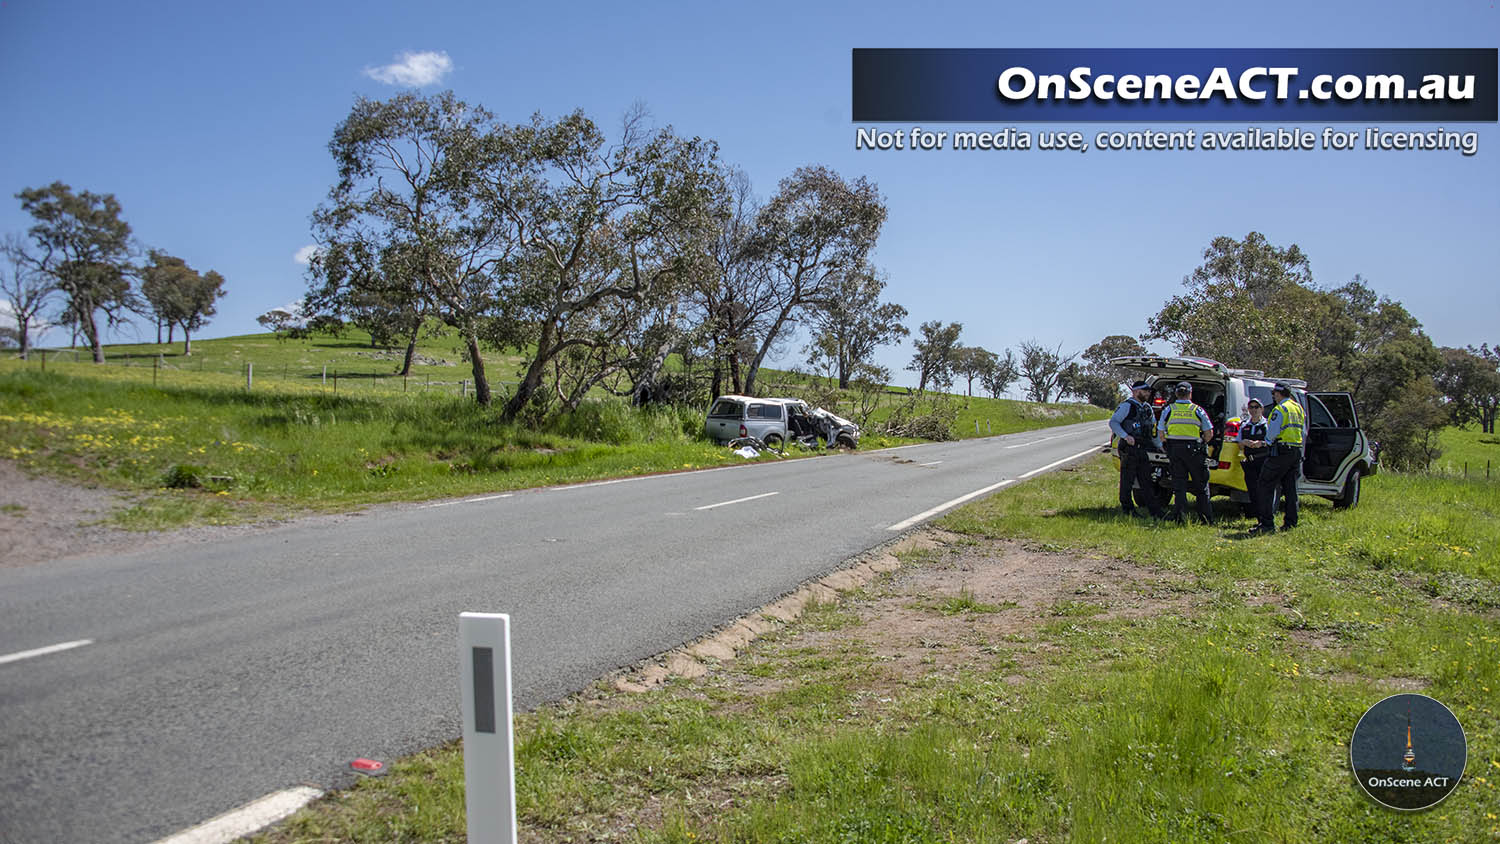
[1163,401,1204,440]
[1273,398,1305,445]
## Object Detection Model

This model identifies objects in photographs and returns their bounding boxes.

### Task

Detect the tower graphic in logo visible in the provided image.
[1400,710,1416,772]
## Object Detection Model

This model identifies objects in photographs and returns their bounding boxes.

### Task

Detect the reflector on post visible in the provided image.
[459,612,517,844]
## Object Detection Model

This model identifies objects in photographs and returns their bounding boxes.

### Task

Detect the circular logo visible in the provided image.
[1350,693,1466,811]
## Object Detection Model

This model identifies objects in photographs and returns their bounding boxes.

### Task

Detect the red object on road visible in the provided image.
[349,758,386,775]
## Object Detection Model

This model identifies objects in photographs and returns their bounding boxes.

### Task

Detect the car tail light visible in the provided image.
[1152,397,1167,408]
[1224,419,1240,437]
[739,424,747,437]
[1217,461,1231,469]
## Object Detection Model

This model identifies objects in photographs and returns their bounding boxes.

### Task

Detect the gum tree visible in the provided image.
[738,166,887,395]
[15,183,137,363]
[313,92,512,405]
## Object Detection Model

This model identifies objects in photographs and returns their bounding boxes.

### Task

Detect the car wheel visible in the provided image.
[835,434,856,449]
[1333,470,1361,510]
[763,433,783,449]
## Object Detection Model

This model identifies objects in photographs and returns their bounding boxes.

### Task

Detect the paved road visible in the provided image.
[0,420,1107,843]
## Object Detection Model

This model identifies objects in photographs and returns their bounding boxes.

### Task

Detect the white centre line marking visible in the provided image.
[154,786,324,844]
[1018,445,1107,479]
[886,480,1015,532]
[421,493,513,509]
[695,491,779,511]
[1004,434,1061,449]
[0,639,93,667]
[918,460,943,466]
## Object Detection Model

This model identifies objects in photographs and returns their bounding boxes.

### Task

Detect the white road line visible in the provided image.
[1004,434,1061,449]
[1018,445,1106,479]
[886,480,1016,532]
[421,493,513,509]
[918,461,943,466]
[885,442,1106,532]
[154,786,324,844]
[695,491,779,511]
[0,639,93,667]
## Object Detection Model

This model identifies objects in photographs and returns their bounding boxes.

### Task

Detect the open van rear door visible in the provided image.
[1304,392,1360,483]
[1108,356,1230,379]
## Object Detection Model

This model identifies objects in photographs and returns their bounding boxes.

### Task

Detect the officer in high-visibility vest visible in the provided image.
[1110,380,1164,518]
[1157,381,1214,524]
[1252,382,1305,534]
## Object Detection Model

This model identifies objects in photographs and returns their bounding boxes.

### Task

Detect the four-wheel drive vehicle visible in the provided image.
[705,395,859,449]
[1108,356,1377,509]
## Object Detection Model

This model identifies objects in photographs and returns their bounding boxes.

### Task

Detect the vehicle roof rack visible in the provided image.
[1228,368,1265,377]
[1264,377,1308,388]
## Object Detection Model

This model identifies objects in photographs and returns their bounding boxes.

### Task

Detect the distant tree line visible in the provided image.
[2,183,225,360]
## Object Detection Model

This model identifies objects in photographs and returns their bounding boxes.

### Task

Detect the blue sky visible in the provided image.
[2,0,1496,386]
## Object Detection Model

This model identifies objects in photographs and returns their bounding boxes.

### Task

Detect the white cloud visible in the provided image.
[363,50,453,87]
[293,244,321,266]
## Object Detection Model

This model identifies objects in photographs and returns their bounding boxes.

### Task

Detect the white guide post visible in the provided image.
[459,612,518,844]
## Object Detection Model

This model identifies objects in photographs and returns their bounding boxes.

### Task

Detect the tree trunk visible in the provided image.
[465,332,491,407]
[183,327,192,356]
[398,323,419,376]
[167,322,175,345]
[504,321,557,420]
[84,310,104,363]
[16,320,29,360]
[156,319,162,345]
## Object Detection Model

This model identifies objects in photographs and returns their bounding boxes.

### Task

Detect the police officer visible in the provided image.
[1110,380,1163,518]
[1253,383,1305,534]
[1235,398,1269,519]
[1158,381,1214,524]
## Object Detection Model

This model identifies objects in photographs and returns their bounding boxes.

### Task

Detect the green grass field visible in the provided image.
[245,459,1498,844]
[1,331,1105,528]
[1433,427,1500,480]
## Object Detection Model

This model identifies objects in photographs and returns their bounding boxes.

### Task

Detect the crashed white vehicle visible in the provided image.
[705,395,859,449]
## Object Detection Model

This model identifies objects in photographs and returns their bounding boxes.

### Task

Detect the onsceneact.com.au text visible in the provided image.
[997,67,1477,103]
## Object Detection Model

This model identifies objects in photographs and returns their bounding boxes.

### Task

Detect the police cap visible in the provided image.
[1174,381,1192,395]
[1129,380,1149,390]
[1271,382,1291,394]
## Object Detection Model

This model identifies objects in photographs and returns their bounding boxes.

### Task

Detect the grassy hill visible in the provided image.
[2,330,1108,529]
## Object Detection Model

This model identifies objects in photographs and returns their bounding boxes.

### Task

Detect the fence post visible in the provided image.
[459,612,518,844]
[462,379,468,398]
[246,361,253,391]
[322,364,327,387]
[333,370,338,394]
[975,419,980,435]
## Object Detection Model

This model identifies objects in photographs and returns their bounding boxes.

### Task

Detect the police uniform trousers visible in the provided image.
[1256,445,1301,530]
[1165,439,1213,523]
[1118,446,1162,517]
[1241,456,1264,518]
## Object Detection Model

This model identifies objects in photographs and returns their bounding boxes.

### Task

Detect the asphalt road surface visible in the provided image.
[0,420,1107,843]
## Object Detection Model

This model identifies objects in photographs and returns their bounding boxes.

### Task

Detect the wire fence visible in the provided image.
[4,347,515,400]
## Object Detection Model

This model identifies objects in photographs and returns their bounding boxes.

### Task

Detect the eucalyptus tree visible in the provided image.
[805,262,908,389]
[140,250,225,354]
[1,233,54,359]
[313,91,515,405]
[14,183,137,363]
[478,108,725,420]
[738,166,887,395]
